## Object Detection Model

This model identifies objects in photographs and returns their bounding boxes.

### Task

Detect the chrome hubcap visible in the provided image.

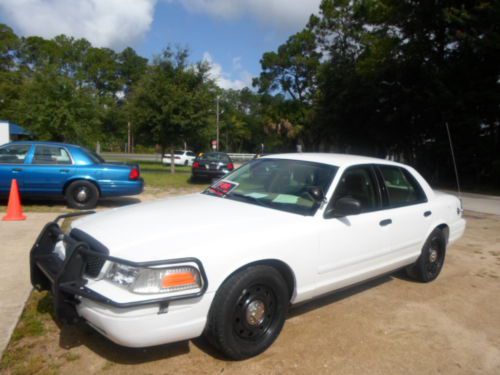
[245,300,266,326]
[429,248,438,263]
[76,188,88,202]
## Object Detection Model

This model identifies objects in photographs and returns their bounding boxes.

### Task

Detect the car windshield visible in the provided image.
[200,152,230,162]
[204,158,338,216]
[81,147,105,164]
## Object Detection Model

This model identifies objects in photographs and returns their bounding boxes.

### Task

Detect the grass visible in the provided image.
[137,161,200,189]
[10,291,52,343]
[0,291,56,374]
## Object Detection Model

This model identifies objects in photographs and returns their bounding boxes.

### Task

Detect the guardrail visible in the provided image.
[227,153,255,162]
[100,152,256,163]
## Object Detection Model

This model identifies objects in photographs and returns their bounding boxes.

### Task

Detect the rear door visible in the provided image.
[375,165,431,262]
[0,144,31,193]
[23,145,75,194]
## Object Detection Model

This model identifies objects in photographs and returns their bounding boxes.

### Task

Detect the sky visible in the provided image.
[0,0,322,90]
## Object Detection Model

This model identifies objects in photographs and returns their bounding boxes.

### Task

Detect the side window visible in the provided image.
[332,166,380,213]
[0,145,30,164]
[379,165,426,206]
[32,146,72,165]
[187,152,196,157]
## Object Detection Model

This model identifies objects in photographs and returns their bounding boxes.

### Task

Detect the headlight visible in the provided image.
[105,263,202,294]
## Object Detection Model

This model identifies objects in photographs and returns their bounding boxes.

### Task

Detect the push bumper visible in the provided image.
[30,213,211,346]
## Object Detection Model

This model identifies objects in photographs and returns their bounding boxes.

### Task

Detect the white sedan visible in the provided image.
[162,150,197,166]
[30,153,465,359]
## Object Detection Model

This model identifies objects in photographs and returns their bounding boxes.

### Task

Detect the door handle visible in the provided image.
[379,219,392,227]
[11,168,22,172]
[424,210,432,217]
[59,169,70,173]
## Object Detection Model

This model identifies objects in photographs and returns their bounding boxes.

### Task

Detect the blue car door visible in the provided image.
[0,144,32,194]
[23,145,75,195]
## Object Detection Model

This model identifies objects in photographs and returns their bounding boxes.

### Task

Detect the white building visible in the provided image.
[0,120,31,145]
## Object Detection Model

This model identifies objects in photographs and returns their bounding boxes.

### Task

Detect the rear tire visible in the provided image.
[65,180,99,210]
[406,228,446,282]
[205,265,289,360]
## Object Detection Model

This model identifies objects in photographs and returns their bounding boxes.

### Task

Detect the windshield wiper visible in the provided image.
[228,192,270,207]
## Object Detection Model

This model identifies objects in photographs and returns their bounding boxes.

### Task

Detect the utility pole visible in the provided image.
[216,96,220,151]
[127,120,131,153]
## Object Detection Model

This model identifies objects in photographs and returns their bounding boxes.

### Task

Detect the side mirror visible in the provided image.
[324,197,362,218]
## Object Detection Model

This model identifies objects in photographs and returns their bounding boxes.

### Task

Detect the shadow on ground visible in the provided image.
[0,196,142,211]
[38,272,398,364]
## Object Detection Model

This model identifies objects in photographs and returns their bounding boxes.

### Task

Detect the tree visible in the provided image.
[253,29,321,150]
[14,67,101,144]
[129,47,216,172]
[0,24,21,120]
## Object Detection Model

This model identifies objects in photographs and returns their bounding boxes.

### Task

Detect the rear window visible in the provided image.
[33,146,71,165]
[201,152,230,162]
[81,147,105,164]
[379,165,426,206]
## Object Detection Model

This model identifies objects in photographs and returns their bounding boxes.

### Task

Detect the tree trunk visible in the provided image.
[170,145,175,174]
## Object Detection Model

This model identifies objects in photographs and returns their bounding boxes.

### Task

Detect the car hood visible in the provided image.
[71,193,305,262]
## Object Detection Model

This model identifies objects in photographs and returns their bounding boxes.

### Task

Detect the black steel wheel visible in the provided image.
[205,265,289,360]
[406,228,446,282]
[65,180,99,210]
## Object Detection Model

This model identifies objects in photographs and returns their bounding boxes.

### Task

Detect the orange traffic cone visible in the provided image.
[2,179,26,221]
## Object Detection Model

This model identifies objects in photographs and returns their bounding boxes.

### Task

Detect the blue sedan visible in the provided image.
[0,141,143,209]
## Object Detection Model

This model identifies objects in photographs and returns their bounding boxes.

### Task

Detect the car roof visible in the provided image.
[202,151,229,156]
[7,141,82,149]
[262,153,406,168]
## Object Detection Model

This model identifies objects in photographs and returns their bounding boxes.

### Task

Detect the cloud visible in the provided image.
[202,52,252,90]
[0,0,156,50]
[166,0,321,30]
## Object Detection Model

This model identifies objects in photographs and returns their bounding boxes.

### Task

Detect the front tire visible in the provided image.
[406,228,446,282]
[65,180,99,210]
[205,265,289,360]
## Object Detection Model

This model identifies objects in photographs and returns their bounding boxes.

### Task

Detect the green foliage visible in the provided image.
[129,47,216,155]
[14,67,102,145]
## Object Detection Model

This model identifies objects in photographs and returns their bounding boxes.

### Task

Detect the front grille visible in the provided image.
[69,228,110,278]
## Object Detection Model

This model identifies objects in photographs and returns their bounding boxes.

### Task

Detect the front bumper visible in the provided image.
[30,213,211,346]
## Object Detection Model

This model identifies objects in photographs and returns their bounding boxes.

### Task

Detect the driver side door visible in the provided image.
[315,164,394,296]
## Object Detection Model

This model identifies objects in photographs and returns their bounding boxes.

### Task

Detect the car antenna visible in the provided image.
[444,122,461,199]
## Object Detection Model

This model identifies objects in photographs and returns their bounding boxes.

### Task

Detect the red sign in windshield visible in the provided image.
[209,180,238,196]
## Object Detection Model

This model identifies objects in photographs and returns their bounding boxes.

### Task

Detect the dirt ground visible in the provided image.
[2,210,500,375]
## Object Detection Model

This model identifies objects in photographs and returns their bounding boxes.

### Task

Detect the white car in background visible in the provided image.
[30,153,465,360]
[162,150,196,166]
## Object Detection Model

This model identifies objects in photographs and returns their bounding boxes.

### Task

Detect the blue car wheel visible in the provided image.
[65,180,99,210]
